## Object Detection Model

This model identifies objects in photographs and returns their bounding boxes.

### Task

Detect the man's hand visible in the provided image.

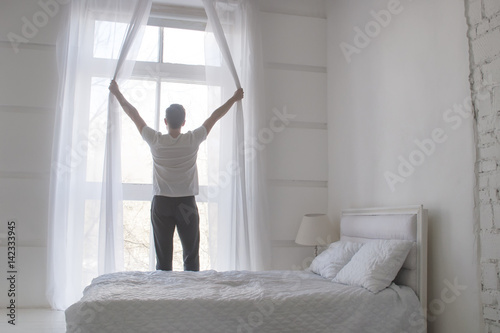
[109,80,120,96]
[231,88,244,102]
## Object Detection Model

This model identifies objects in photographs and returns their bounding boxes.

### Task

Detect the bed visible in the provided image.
[66,205,428,333]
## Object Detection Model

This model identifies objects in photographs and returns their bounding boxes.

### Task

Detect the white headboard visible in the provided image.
[340,205,428,313]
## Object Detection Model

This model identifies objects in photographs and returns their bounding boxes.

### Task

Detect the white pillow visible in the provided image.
[333,239,413,293]
[309,241,364,279]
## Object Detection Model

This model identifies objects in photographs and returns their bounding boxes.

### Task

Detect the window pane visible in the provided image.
[123,201,152,271]
[160,82,208,131]
[136,25,160,62]
[93,20,127,59]
[163,28,205,65]
[86,78,156,184]
[172,232,183,271]
[94,21,159,62]
[119,79,156,184]
[197,201,211,270]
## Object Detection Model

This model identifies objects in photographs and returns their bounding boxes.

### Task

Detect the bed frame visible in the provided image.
[340,205,428,320]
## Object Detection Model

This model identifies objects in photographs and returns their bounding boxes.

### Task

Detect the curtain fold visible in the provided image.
[100,0,152,276]
[47,0,151,310]
[203,0,271,271]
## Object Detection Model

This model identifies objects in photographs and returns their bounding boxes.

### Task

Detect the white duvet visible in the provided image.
[66,270,426,333]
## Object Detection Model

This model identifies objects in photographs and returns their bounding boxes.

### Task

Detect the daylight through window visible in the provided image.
[85,14,218,272]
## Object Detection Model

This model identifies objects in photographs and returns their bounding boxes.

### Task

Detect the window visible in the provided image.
[84,11,219,273]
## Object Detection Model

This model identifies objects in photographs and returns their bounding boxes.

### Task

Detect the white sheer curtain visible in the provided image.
[47,0,151,310]
[203,0,271,271]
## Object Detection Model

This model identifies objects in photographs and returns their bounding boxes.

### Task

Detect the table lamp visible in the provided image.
[295,214,334,256]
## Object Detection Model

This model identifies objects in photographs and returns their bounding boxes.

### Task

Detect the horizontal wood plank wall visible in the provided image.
[259,0,328,270]
[0,0,64,307]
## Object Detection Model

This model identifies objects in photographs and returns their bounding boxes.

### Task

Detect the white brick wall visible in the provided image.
[465,0,500,330]
[490,324,500,333]
[484,0,500,18]
[472,29,500,64]
[483,262,500,290]
[482,58,500,83]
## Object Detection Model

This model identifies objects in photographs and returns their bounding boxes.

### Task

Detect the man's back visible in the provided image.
[142,125,207,197]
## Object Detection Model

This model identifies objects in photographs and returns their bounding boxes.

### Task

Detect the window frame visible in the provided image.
[85,6,214,271]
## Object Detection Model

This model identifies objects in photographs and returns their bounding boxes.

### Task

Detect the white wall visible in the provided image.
[326,0,482,332]
[259,0,329,270]
[0,0,64,308]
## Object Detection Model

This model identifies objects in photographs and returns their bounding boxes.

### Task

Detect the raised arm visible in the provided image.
[109,80,147,134]
[203,88,244,135]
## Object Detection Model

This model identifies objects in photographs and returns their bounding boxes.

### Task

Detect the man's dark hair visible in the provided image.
[165,104,186,129]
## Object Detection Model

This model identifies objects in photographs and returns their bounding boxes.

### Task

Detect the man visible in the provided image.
[109,80,244,271]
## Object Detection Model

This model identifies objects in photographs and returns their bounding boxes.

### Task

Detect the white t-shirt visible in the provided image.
[141,125,207,197]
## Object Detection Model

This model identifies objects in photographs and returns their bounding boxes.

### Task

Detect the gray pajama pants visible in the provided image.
[150,195,200,271]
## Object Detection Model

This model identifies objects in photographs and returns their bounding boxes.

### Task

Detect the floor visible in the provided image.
[0,308,66,333]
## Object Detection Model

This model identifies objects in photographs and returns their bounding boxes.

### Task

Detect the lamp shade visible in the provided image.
[295,214,334,246]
